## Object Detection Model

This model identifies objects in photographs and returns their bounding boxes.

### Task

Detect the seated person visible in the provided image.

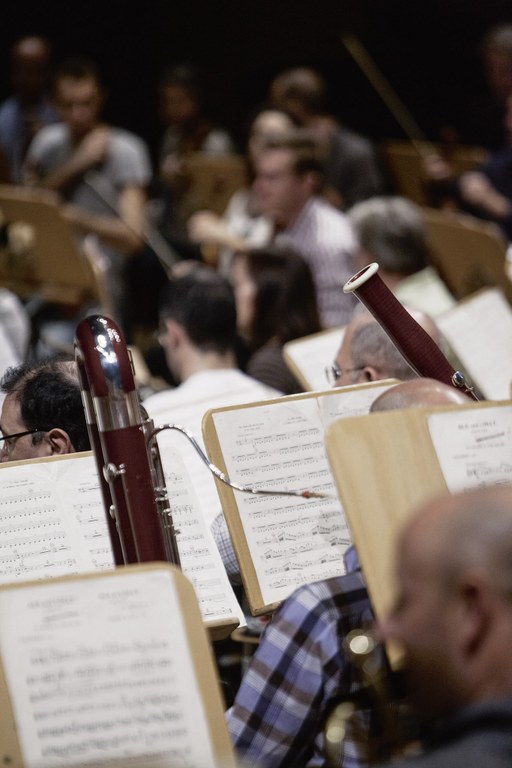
[23,56,152,330]
[328,308,442,388]
[269,65,384,211]
[376,482,512,768]
[231,244,322,394]
[227,378,471,768]
[187,105,296,271]
[0,359,89,462]
[143,265,280,529]
[347,196,456,318]
[154,63,235,245]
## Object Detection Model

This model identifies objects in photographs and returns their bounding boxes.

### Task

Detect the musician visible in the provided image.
[143,265,280,528]
[347,196,456,318]
[328,309,442,388]
[252,134,358,328]
[23,56,152,326]
[375,483,512,768]
[269,66,384,210]
[0,359,89,462]
[227,378,472,768]
[0,35,58,183]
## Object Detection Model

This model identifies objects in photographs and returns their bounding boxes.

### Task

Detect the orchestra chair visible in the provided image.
[178,151,249,218]
[380,139,488,206]
[422,206,512,306]
[0,184,119,355]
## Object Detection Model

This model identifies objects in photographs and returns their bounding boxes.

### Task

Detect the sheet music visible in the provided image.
[437,288,512,400]
[428,405,512,492]
[0,455,113,582]
[0,569,218,768]
[153,422,223,530]
[161,447,244,626]
[284,328,345,390]
[212,397,351,606]
[0,453,243,628]
[318,381,396,428]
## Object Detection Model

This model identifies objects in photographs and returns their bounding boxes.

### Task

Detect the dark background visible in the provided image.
[2,1,512,163]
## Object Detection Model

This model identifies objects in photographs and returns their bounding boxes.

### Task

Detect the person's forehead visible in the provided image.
[56,76,100,100]
[399,503,450,578]
[257,148,293,172]
[335,326,355,363]
[0,394,23,432]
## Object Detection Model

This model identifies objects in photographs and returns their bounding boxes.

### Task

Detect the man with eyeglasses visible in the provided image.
[0,359,90,462]
[327,309,442,388]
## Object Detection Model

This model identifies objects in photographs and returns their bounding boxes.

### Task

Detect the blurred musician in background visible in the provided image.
[0,35,57,183]
[347,196,456,319]
[375,483,512,768]
[252,134,358,328]
[23,56,152,328]
[0,359,89,462]
[269,66,384,211]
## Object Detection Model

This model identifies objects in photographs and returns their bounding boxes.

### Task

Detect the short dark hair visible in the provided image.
[54,56,102,88]
[236,245,321,350]
[1,359,90,452]
[159,63,203,100]
[271,67,328,114]
[159,266,237,354]
[262,132,325,181]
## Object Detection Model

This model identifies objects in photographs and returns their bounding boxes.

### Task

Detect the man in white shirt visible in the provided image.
[143,266,280,529]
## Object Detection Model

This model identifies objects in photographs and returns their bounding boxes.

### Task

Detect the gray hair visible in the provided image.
[350,322,416,381]
[348,196,429,275]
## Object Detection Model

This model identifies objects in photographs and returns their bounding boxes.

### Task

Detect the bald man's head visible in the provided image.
[370,377,472,412]
[382,483,512,725]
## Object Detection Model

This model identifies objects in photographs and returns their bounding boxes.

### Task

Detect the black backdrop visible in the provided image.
[3,0,512,162]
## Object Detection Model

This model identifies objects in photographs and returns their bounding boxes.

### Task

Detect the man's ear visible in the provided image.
[361,365,380,382]
[46,428,74,455]
[457,571,493,656]
[165,318,185,349]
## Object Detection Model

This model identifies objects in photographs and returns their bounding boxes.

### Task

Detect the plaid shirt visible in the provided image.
[228,551,375,768]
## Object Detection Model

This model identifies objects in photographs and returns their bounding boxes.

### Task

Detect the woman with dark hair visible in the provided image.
[231,245,322,394]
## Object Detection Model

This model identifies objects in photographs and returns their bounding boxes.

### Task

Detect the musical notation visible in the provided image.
[0,452,244,630]
[428,405,512,493]
[212,397,352,605]
[0,569,221,767]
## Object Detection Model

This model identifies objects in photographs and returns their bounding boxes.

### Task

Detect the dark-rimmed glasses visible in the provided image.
[325,364,365,386]
[0,428,41,446]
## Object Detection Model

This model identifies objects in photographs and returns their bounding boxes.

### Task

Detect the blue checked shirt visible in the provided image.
[227,548,375,768]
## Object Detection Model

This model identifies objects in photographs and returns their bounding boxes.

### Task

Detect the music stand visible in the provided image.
[422,206,512,305]
[0,184,100,307]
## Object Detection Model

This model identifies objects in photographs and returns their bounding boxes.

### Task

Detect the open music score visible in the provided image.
[283,326,345,391]
[326,399,512,648]
[0,451,244,638]
[436,287,512,400]
[202,380,398,615]
[0,563,237,768]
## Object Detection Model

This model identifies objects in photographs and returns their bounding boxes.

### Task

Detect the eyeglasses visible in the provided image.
[0,428,41,451]
[154,326,168,347]
[325,363,365,386]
